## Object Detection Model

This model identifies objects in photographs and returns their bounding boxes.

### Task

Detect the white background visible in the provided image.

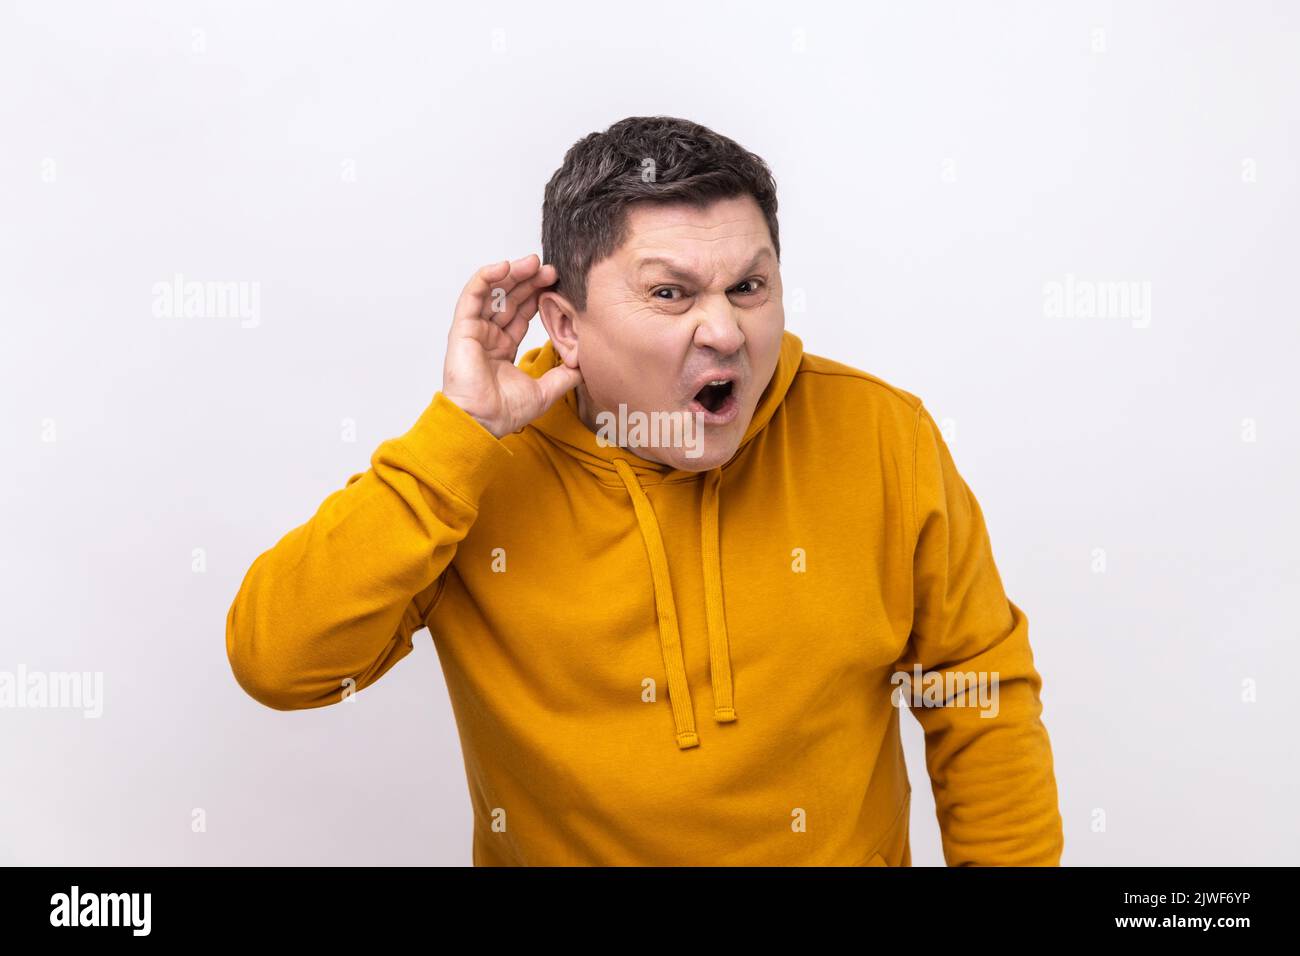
[1,0,1296,865]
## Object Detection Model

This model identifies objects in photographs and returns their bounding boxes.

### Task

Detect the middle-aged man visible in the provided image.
[226,115,1065,866]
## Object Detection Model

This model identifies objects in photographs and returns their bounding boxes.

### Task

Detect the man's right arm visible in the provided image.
[225,392,513,710]
[226,252,580,710]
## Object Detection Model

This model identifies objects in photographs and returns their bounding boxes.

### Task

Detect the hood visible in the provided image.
[516,330,804,749]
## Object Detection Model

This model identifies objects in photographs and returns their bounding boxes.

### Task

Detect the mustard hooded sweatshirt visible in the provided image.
[226,330,1064,866]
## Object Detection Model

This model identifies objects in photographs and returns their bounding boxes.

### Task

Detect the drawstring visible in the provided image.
[700,467,737,722]
[613,459,736,750]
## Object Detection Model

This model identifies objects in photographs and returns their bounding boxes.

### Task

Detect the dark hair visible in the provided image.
[541,115,780,313]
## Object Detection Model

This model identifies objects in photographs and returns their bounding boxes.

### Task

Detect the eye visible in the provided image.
[651,286,684,301]
[731,278,766,295]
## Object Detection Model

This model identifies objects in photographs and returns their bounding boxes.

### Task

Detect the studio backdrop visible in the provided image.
[1,0,1296,865]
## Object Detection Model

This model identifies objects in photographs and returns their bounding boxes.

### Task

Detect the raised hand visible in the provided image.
[441,254,583,438]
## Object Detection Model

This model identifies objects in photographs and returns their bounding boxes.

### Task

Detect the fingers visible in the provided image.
[451,255,559,370]
[485,261,558,328]
[501,287,542,349]
[453,255,557,330]
[479,255,537,321]
[452,258,515,329]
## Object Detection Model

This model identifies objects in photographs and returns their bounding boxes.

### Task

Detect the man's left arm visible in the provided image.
[896,403,1065,866]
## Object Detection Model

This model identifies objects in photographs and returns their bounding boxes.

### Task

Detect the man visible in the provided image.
[226,115,1064,866]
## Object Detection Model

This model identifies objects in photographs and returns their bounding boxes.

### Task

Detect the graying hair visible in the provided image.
[541,115,780,313]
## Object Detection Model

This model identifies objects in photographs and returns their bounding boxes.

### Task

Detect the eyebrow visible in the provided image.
[634,247,775,284]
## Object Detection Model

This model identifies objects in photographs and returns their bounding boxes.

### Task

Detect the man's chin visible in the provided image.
[655,421,745,472]
[586,396,750,471]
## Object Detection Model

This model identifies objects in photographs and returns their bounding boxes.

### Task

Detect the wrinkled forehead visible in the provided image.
[629,248,776,288]
[616,198,776,283]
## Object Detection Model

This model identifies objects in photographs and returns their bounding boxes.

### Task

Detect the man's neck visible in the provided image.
[574,382,597,434]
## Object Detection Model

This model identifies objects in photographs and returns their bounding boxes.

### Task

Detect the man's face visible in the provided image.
[543,193,785,472]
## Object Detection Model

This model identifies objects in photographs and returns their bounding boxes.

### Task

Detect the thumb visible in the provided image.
[534,363,584,412]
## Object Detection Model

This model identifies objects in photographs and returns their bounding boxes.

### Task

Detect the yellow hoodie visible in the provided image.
[226,330,1064,866]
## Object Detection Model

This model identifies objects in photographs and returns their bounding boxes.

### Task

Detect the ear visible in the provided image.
[538,289,580,369]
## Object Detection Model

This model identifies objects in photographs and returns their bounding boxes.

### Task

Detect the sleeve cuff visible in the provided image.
[390,392,514,506]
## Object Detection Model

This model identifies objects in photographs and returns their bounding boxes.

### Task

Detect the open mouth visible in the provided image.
[693,379,735,414]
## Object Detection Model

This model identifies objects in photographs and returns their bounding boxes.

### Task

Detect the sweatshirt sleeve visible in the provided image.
[225,392,513,711]
[897,403,1065,866]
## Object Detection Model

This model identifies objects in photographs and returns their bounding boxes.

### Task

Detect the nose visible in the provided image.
[692,299,746,355]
